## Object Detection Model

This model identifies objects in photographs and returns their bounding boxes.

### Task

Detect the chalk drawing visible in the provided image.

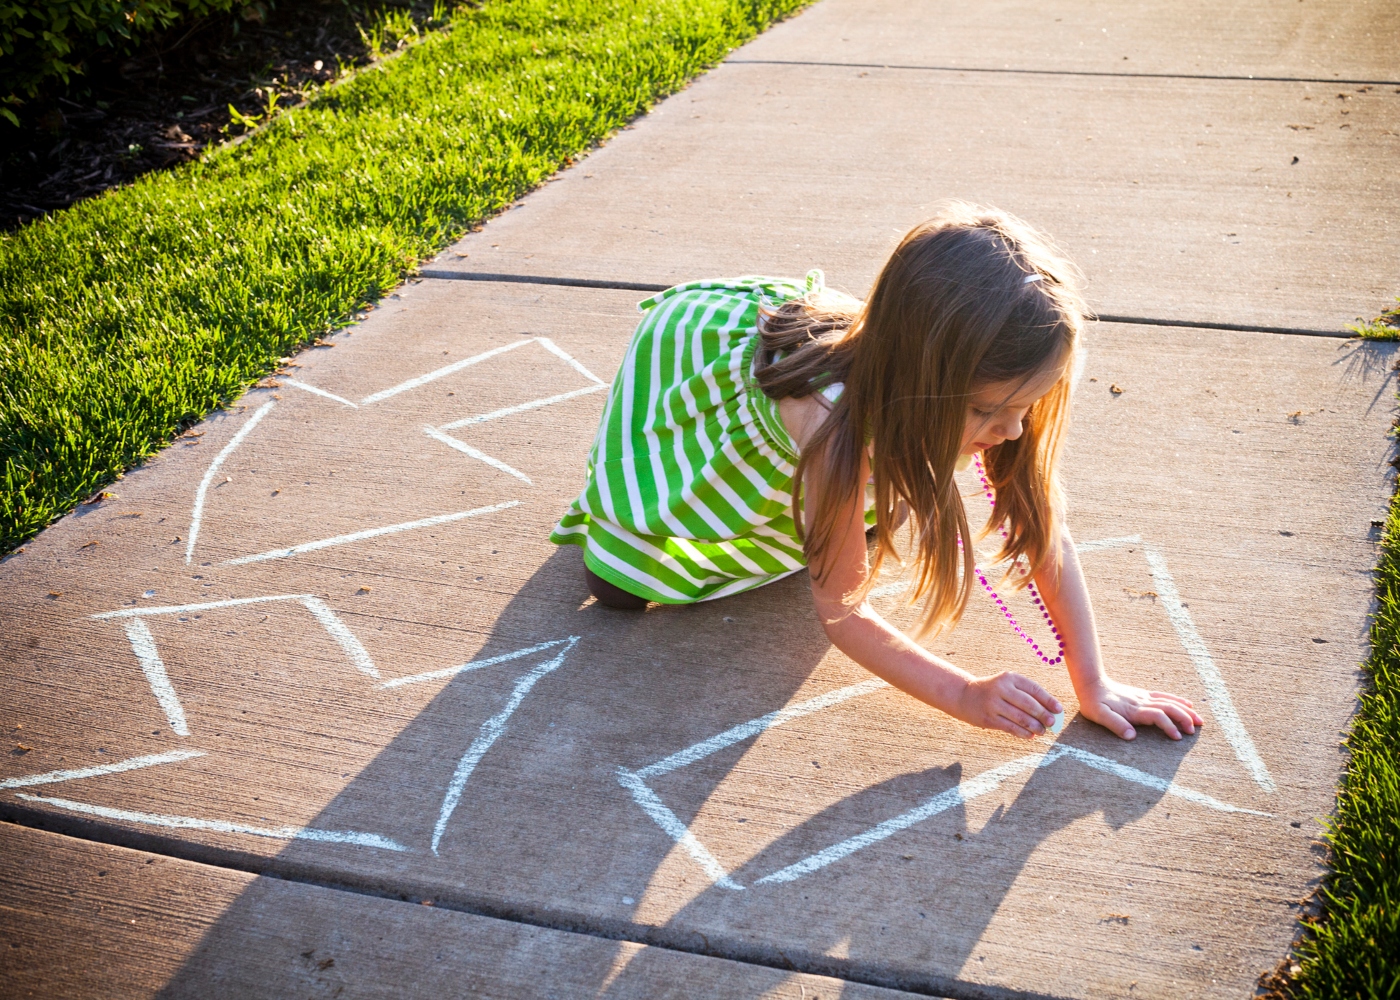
[1055,744,1270,816]
[78,593,579,853]
[438,384,608,431]
[754,743,1269,887]
[616,767,743,891]
[620,680,1270,890]
[1141,546,1276,792]
[381,638,575,690]
[95,593,385,731]
[534,336,607,386]
[121,618,191,735]
[17,794,407,851]
[185,399,274,563]
[222,501,520,565]
[423,338,609,483]
[360,340,533,405]
[182,337,597,566]
[93,593,314,620]
[281,378,358,408]
[755,750,1053,886]
[616,679,887,890]
[870,533,1275,793]
[635,679,889,781]
[0,750,205,790]
[431,637,579,855]
[423,426,532,484]
[301,597,379,678]
[1068,535,1274,793]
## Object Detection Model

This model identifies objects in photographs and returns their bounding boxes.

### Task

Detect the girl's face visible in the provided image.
[960,365,1064,456]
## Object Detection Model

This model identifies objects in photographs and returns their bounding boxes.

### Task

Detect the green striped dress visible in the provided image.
[550,271,844,603]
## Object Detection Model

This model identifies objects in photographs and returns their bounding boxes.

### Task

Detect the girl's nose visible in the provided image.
[996,412,1027,442]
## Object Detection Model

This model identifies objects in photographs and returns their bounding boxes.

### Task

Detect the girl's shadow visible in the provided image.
[152,547,1187,998]
[599,715,1181,997]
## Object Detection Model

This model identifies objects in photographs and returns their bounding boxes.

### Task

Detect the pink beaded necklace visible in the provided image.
[971,454,1065,666]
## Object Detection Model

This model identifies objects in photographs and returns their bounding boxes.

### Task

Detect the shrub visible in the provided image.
[0,0,252,123]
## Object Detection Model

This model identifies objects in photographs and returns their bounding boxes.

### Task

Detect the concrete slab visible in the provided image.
[432,2,1399,333]
[0,822,920,999]
[1,279,1392,998]
[737,0,1400,81]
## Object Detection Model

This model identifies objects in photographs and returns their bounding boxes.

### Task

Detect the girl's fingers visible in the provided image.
[1011,675,1062,714]
[1157,701,1198,735]
[1148,690,1196,709]
[995,714,1036,739]
[993,696,1043,736]
[1131,706,1181,740]
[1098,705,1135,740]
[1005,687,1055,729]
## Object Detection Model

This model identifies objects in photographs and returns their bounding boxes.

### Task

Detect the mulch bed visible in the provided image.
[2,0,438,232]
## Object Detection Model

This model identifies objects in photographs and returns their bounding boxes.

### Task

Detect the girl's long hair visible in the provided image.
[755,204,1083,637]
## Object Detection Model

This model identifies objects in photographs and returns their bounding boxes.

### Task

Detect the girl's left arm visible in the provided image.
[1034,527,1204,740]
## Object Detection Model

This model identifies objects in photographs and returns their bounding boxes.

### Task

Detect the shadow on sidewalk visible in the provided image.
[145,538,1190,998]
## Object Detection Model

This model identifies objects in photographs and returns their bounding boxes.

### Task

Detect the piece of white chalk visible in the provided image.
[1049,711,1066,735]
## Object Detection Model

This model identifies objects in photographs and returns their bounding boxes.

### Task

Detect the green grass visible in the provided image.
[0,0,808,553]
[1351,297,1400,340]
[1276,453,1400,996]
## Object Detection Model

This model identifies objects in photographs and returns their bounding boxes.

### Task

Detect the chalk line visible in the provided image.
[637,679,888,780]
[0,750,205,790]
[1141,545,1276,792]
[1058,745,1271,816]
[438,384,609,430]
[616,680,887,890]
[300,597,379,678]
[756,750,1055,885]
[620,668,1270,887]
[18,795,407,851]
[534,336,607,386]
[360,340,532,405]
[422,426,532,484]
[1075,534,1143,554]
[431,638,578,855]
[97,594,383,731]
[121,619,191,735]
[1068,533,1273,791]
[381,639,573,690]
[281,378,358,408]
[223,501,520,565]
[754,742,1266,886]
[617,767,744,890]
[185,400,275,564]
[92,593,315,620]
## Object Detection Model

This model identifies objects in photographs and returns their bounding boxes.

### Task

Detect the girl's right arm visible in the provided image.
[806,451,1062,739]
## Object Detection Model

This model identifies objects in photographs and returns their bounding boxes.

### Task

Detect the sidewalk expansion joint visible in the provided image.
[725,58,1400,88]
[418,268,669,293]
[2,810,1071,1000]
[417,269,1354,338]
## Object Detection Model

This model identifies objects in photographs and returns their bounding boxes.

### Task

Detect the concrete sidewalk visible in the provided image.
[2,2,1397,998]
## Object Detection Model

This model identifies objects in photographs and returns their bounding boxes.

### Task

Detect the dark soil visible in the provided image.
[2,0,444,232]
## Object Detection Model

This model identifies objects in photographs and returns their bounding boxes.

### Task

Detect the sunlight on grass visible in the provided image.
[1274,432,1400,999]
[1349,297,1400,341]
[0,0,808,552]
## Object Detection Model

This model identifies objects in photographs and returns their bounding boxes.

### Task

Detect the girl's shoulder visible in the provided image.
[637,270,826,314]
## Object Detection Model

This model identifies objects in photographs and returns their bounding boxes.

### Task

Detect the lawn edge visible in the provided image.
[1260,376,1400,998]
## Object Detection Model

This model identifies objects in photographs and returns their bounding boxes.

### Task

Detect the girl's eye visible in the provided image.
[972,407,996,418]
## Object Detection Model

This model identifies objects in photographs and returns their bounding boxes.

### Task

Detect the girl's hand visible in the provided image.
[1077,678,1204,741]
[956,672,1062,739]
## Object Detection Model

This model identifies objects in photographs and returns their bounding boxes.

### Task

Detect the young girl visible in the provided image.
[551,205,1203,742]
